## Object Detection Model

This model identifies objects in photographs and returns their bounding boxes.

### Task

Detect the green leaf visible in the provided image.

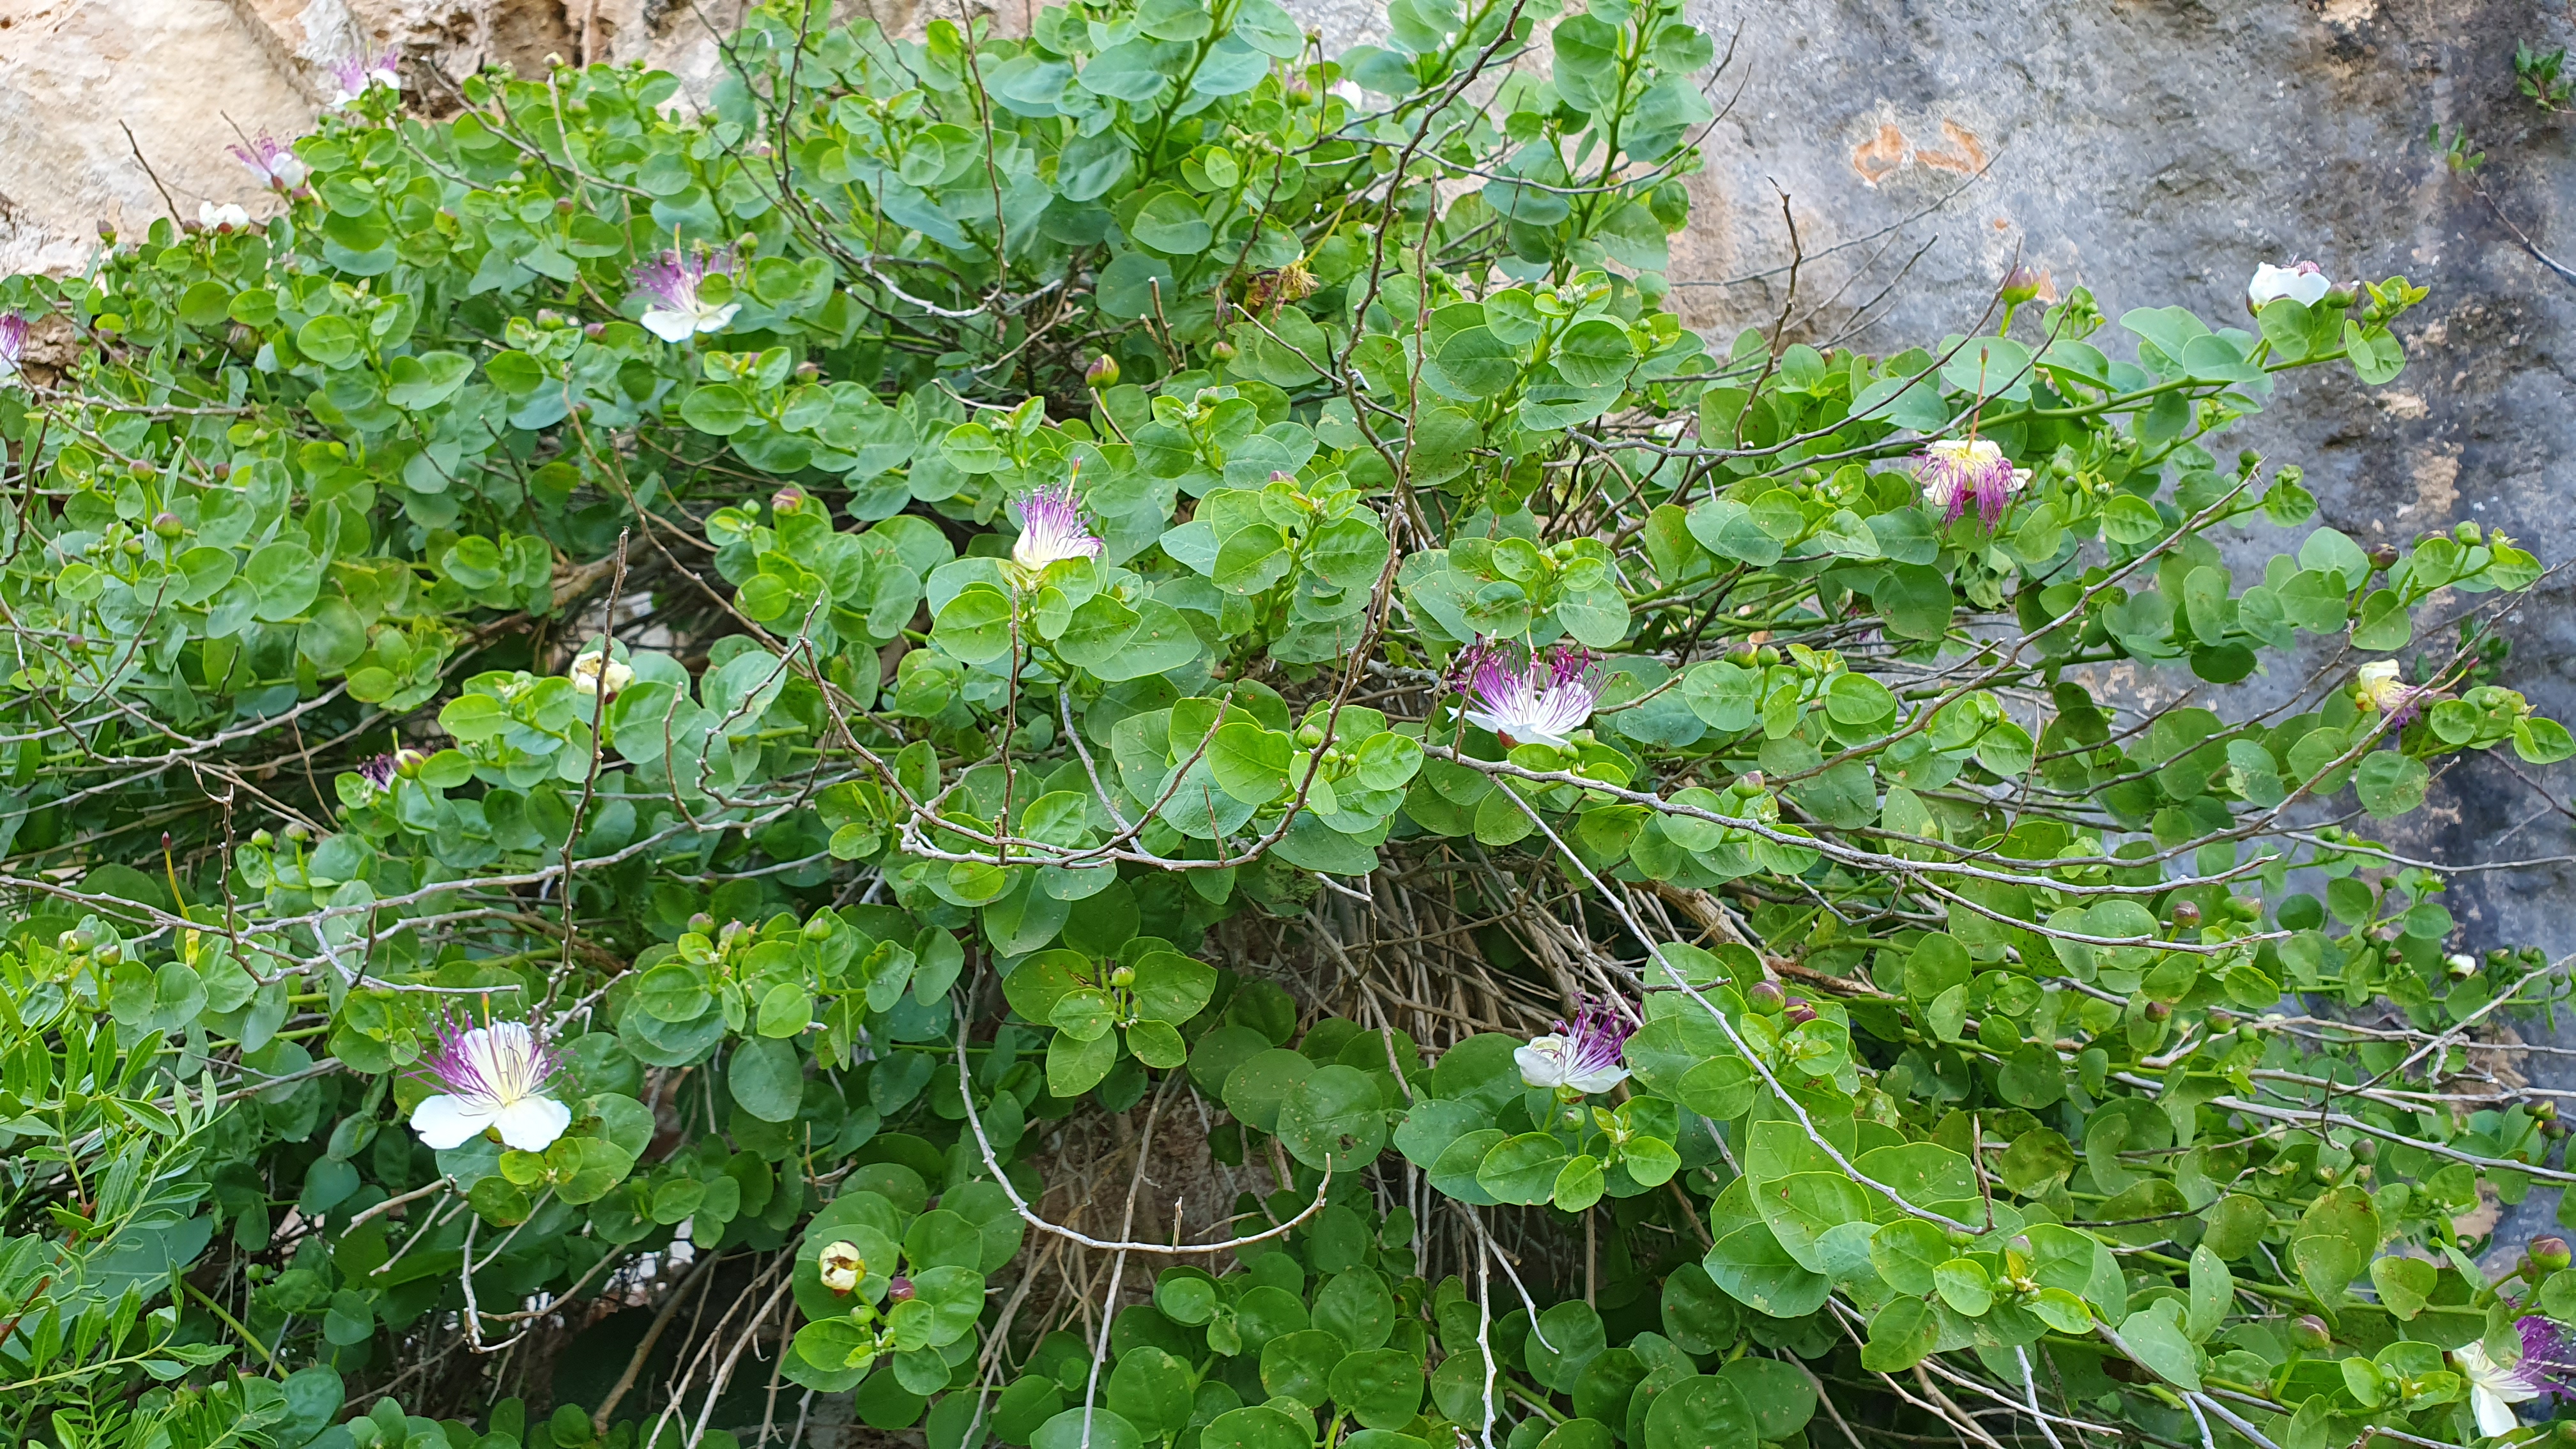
[1276,1064,1390,1170]
[933,584,1016,665]
[2354,751,2430,819]
[680,383,755,436]
[1330,1348,1425,1429]
[2370,1254,2434,1322]
[1859,1298,1939,1373]
[2348,589,2412,650]
[1478,1132,1571,1206]
[2117,1298,2203,1389]
[728,1037,804,1123]
[1644,1376,1756,1449]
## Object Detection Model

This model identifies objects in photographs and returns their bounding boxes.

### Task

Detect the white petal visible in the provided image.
[695,303,741,335]
[2474,1384,2523,1438]
[641,307,697,343]
[1566,1065,1630,1094]
[2286,272,2332,306]
[411,1094,497,1149]
[492,1094,572,1151]
[1515,1041,1568,1089]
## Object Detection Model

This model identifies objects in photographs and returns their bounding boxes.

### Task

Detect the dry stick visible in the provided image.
[548,530,631,1005]
[1461,1201,1498,1449]
[593,1250,722,1434]
[687,1274,796,1449]
[1077,1078,1170,1449]
[119,122,185,222]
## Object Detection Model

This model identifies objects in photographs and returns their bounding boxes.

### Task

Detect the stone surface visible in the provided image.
[10,0,2576,1231]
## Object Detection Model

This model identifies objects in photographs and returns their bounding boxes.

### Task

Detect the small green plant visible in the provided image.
[2520,41,2573,111]
[2431,121,2488,171]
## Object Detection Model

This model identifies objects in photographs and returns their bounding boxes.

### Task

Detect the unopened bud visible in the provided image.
[282,823,310,843]
[1211,341,1238,362]
[1108,964,1136,988]
[584,322,606,339]
[1746,981,1786,1013]
[98,219,117,242]
[2143,1000,2172,1021]
[687,912,715,935]
[2370,544,2400,569]
[2169,901,2200,929]
[1734,771,1764,795]
[2000,266,2044,305]
[2447,953,2478,979]
[2289,1315,2332,1350]
[887,1276,916,1302]
[772,486,806,516]
[150,512,185,538]
[249,829,273,847]
[1784,998,1817,1027]
[1085,354,1119,388]
[818,1239,864,1293]
[2535,1237,2572,1272]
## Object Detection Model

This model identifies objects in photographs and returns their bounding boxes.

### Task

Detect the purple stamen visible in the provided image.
[1446,638,1602,749]
[1010,480,1103,571]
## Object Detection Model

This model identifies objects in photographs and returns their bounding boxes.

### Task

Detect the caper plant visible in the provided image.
[0,3,2569,1449]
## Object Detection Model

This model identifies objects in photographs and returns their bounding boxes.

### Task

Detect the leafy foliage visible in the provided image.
[0,1,2570,1448]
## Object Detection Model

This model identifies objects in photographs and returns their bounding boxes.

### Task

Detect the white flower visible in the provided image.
[2455,1316,2576,1438]
[2355,660,2435,726]
[1512,999,1634,1094]
[198,202,252,231]
[409,1018,571,1152]
[1446,640,1602,750]
[2248,261,2331,309]
[328,49,403,108]
[569,652,634,698]
[818,1239,864,1292]
[1914,438,2032,528]
[631,247,742,342]
[1008,481,1103,572]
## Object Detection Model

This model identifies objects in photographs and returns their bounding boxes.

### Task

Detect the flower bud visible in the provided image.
[98,219,117,242]
[2446,953,2478,979]
[1108,964,1137,988]
[2169,901,2201,929]
[151,512,185,538]
[2143,1000,2172,1021]
[2369,544,2400,569]
[772,486,806,516]
[1735,770,1764,794]
[1211,341,1238,361]
[2289,1315,2332,1350]
[818,1239,864,1293]
[585,322,606,339]
[688,912,716,935]
[1747,981,1786,1013]
[1085,354,1120,389]
[249,829,273,847]
[1784,998,1817,1027]
[2534,1237,2573,1272]
[887,1276,916,1303]
[2000,266,2044,305]
[61,928,94,952]
[283,823,311,843]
